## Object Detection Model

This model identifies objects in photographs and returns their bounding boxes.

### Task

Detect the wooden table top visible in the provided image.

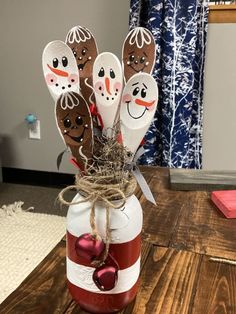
[1,167,236,314]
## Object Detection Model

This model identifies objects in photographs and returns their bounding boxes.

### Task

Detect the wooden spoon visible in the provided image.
[55,91,93,170]
[93,52,123,135]
[119,72,158,156]
[65,25,98,107]
[122,27,156,83]
[42,40,80,101]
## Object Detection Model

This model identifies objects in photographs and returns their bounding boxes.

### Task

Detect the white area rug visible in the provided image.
[0,201,66,304]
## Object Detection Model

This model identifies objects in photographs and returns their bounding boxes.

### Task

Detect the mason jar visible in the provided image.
[66,192,143,313]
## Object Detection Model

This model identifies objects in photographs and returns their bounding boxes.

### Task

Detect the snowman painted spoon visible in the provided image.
[119,72,158,157]
[42,40,80,101]
[55,91,93,169]
[93,52,123,136]
[122,27,156,83]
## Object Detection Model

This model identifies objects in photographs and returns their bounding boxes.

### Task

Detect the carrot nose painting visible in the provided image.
[119,72,158,155]
[42,40,79,101]
[93,52,123,131]
[122,27,156,82]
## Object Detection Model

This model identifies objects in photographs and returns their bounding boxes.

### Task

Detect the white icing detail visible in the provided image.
[60,92,79,110]
[66,26,92,44]
[67,256,140,294]
[128,27,152,49]
[84,77,95,104]
[79,146,88,169]
[145,61,149,66]
[127,61,131,65]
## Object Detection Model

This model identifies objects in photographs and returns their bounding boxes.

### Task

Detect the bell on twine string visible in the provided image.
[75,233,105,263]
[93,264,118,291]
[75,232,119,291]
[93,253,119,291]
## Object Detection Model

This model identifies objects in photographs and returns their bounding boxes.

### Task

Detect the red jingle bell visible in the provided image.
[93,264,118,291]
[75,233,105,263]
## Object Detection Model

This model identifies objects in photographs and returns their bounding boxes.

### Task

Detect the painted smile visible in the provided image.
[127,102,147,119]
[129,64,146,73]
[78,59,90,71]
[65,127,86,143]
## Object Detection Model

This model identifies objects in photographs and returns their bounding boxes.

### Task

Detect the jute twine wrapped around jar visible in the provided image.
[58,129,138,265]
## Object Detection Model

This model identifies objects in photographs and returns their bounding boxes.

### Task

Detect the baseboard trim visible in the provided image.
[2,167,75,188]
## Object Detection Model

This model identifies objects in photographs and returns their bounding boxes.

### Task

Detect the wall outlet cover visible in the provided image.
[29,120,41,140]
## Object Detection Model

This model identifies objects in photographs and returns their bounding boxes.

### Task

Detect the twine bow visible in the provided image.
[58,176,135,265]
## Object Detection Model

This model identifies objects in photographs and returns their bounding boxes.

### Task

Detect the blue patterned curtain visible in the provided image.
[130,0,209,168]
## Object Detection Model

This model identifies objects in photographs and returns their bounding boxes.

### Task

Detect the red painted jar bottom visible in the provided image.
[67,279,139,313]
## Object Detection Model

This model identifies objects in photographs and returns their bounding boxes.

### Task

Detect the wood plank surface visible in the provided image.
[170,169,236,191]
[0,240,72,314]
[132,167,184,246]
[141,171,190,246]
[122,246,202,314]
[192,256,236,314]
[141,189,189,246]
[171,190,236,260]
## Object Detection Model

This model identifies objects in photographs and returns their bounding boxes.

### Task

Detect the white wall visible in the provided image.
[0,0,130,173]
[0,2,235,172]
[203,23,236,170]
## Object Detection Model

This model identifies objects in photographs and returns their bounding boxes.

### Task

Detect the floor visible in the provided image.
[0,183,73,217]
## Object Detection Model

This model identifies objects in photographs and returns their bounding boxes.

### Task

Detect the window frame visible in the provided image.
[209,4,236,23]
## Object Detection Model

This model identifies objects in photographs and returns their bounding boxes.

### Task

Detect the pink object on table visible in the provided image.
[211,190,236,218]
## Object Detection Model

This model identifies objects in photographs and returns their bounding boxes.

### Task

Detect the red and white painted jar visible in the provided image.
[66,193,143,313]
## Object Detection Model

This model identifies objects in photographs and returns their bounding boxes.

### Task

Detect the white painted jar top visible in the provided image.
[67,194,143,243]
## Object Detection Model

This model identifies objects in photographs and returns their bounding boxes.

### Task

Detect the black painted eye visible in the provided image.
[75,116,83,126]
[73,50,77,58]
[141,88,147,98]
[140,56,145,64]
[63,118,71,128]
[98,67,105,77]
[129,55,135,62]
[110,69,115,79]
[62,56,68,67]
[133,87,140,96]
[53,58,59,68]
[82,49,86,56]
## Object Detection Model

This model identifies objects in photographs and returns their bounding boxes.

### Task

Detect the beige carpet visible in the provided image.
[0,201,66,304]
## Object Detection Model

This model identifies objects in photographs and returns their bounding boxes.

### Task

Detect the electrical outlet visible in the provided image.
[29,120,41,140]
